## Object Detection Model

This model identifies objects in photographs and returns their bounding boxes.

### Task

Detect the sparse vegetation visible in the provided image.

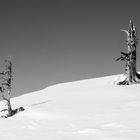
[0,56,24,118]
[116,20,140,85]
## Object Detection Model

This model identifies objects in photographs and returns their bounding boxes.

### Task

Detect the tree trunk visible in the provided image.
[7,90,12,116]
[125,46,137,84]
[117,20,140,85]
[1,90,13,117]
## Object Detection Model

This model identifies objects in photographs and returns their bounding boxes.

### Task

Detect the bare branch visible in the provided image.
[121,29,129,37]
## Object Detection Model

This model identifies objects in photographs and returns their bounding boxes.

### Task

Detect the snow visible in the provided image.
[0,74,140,140]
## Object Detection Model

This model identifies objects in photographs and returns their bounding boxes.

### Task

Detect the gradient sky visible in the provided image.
[0,0,140,98]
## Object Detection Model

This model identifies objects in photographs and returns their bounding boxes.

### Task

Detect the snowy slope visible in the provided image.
[0,74,140,140]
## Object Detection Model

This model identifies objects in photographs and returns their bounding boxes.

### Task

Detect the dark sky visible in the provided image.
[0,0,140,98]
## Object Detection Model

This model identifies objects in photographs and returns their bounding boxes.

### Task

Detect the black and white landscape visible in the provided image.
[0,75,140,140]
[1,1,140,140]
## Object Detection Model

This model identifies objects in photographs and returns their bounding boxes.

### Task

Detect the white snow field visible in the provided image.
[0,74,140,140]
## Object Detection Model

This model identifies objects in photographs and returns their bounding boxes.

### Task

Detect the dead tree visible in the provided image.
[0,56,13,117]
[116,20,140,85]
[0,57,25,118]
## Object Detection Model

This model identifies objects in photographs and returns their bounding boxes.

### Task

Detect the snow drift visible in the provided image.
[0,74,140,140]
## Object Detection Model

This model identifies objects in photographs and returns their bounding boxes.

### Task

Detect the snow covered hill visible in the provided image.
[0,74,140,140]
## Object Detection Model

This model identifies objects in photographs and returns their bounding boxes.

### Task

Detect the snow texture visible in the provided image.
[0,74,140,140]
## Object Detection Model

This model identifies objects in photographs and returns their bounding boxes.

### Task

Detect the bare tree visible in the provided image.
[0,57,25,118]
[0,56,13,117]
[116,20,140,85]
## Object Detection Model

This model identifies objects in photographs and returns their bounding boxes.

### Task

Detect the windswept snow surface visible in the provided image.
[0,75,140,140]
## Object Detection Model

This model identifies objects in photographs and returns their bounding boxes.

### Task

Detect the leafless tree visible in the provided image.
[116,20,140,85]
[0,56,13,117]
